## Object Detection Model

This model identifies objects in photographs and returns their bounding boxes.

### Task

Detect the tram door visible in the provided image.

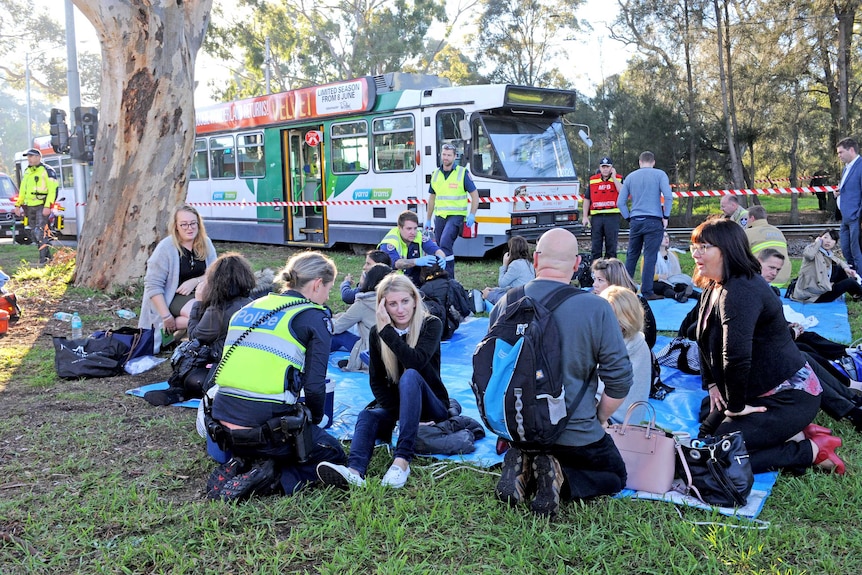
[284,127,325,244]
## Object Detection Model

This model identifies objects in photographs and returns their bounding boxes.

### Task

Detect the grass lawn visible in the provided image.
[1,237,862,574]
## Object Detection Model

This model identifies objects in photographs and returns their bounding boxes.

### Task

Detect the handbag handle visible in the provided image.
[617,400,658,438]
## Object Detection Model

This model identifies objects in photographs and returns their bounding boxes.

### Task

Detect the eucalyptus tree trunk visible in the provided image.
[683,0,696,225]
[713,0,745,189]
[72,0,212,290]
[835,1,859,137]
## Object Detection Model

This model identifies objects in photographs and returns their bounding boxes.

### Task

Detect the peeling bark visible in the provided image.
[71,0,213,291]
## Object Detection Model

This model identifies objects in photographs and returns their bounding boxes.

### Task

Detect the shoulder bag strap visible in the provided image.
[203,297,314,412]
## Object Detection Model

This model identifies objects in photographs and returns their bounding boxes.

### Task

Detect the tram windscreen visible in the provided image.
[480,116,576,180]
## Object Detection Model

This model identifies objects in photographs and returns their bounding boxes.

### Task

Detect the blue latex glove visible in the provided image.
[465,213,475,227]
[424,219,434,231]
[436,255,447,269]
[415,255,436,267]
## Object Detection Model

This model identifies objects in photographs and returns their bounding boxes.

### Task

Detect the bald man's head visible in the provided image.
[534,228,580,282]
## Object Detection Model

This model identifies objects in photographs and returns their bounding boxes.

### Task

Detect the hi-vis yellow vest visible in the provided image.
[431,166,468,217]
[216,294,324,404]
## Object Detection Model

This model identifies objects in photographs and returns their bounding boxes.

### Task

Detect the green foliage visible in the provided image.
[205,0,448,99]
[471,0,585,88]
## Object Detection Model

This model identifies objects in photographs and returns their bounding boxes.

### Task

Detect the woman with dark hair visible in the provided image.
[481,235,535,306]
[331,263,393,371]
[145,253,257,406]
[692,218,843,474]
[791,229,862,303]
[590,257,657,348]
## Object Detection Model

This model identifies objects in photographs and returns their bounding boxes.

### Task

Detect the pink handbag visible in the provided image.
[608,401,676,493]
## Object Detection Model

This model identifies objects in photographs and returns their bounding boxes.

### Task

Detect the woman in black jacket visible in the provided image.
[317,274,450,489]
[692,218,843,474]
[145,252,255,406]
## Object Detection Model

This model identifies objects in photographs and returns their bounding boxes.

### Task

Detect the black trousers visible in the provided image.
[703,389,819,474]
[550,433,627,501]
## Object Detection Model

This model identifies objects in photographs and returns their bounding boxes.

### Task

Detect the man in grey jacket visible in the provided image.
[617,151,674,299]
[492,228,633,517]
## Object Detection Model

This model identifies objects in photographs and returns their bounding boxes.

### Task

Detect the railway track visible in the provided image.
[611,224,833,241]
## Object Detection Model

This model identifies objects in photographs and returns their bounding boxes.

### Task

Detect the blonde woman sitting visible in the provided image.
[597,285,651,423]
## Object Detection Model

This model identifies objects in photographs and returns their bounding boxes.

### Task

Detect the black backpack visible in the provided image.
[471,284,585,446]
[421,274,469,341]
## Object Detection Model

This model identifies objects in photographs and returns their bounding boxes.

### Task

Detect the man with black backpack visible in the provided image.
[485,228,633,517]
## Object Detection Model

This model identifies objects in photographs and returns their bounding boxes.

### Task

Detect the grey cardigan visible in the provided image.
[138,236,217,330]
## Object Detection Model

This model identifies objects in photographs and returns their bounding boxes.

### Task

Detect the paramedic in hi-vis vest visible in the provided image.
[425,143,479,279]
[14,148,58,265]
[581,157,623,261]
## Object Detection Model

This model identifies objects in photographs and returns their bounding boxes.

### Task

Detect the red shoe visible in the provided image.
[496,437,511,455]
[803,424,833,440]
[811,434,846,475]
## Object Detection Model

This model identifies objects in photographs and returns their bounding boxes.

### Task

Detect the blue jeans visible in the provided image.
[330,331,359,353]
[347,369,449,475]
[434,214,464,278]
[840,217,862,270]
[624,217,664,296]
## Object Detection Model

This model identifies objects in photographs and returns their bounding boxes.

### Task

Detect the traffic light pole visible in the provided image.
[65,0,86,238]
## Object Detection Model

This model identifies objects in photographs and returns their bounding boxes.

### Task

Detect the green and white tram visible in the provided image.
[189,72,583,256]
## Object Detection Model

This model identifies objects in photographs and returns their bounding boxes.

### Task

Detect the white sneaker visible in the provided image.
[381,463,410,488]
[316,462,366,489]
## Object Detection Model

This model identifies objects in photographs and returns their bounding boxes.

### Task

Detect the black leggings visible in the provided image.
[815,267,862,302]
[702,389,820,474]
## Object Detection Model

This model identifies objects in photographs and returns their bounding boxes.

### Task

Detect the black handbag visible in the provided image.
[675,432,754,507]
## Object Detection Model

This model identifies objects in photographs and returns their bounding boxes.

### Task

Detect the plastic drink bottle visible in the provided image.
[71,312,83,339]
[53,312,73,322]
[116,309,137,319]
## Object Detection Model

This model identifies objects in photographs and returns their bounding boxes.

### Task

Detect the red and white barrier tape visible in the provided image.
[69,185,839,209]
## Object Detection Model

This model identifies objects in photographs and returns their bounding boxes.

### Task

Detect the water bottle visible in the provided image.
[71,312,83,340]
[116,309,137,320]
[53,312,73,322]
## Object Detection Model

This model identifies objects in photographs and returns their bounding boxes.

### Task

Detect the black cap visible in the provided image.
[599,157,613,166]
[24,148,41,157]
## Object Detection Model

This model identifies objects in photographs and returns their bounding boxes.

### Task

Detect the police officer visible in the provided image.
[425,143,479,278]
[205,252,346,500]
[379,210,446,287]
[14,148,57,264]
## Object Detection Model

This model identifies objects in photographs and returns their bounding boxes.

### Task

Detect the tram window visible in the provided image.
[332,120,368,174]
[436,109,466,165]
[209,135,236,179]
[372,115,415,173]
[238,132,265,178]
[191,139,209,180]
[471,121,502,177]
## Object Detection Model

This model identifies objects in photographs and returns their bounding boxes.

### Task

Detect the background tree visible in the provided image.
[72,0,213,291]
[205,0,448,99]
[472,0,583,87]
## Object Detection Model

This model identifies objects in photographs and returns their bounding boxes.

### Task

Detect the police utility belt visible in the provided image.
[203,397,315,463]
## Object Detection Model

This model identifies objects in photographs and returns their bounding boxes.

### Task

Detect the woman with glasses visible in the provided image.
[139,205,217,335]
[791,229,862,303]
[692,218,842,474]
[590,257,657,348]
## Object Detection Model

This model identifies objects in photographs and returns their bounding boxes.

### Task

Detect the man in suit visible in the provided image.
[836,137,862,270]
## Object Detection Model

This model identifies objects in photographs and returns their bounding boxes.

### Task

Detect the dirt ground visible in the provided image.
[0,272,207,508]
